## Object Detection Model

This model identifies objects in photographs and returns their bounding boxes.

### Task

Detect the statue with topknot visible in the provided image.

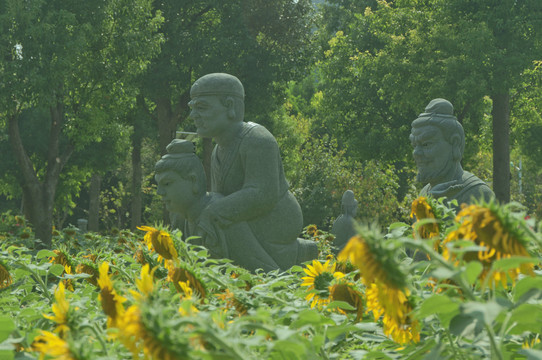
[155,139,284,272]
[410,98,494,208]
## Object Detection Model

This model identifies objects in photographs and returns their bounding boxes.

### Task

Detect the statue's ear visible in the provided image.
[450,134,461,161]
[225,97,235,119]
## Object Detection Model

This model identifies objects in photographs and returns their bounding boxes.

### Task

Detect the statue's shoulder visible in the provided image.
[239,122,277,147]
[459,171,494,201]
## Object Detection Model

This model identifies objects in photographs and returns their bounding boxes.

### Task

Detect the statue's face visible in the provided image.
[188,95,230,138]
[155,171,196,214]
[410,125,455,184]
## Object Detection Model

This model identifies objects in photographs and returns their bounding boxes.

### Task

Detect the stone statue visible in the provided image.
[187,73,317,269]
[331,190,358,253]
[410,98,494,208]
[155,139,282,272]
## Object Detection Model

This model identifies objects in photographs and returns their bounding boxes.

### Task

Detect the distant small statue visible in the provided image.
[187,73,317,269]
[410,98,494,208]
[155,139,282,272]
[331,190,358,253]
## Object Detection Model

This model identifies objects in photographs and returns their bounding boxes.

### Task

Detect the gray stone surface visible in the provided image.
[410,98,494,208]
[155,139,282,272]
[183,73,317,270]
[331,190,358,253]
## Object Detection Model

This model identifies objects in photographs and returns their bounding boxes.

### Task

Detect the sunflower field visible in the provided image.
[1,198,542,360]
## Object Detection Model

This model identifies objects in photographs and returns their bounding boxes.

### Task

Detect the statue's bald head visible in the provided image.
[411,98,465,161]
[190,73,245,99]
[190,73,245,122]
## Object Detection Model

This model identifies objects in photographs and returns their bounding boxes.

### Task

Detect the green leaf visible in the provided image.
[506,304,542,335]
[0,350,14,360]
[270,339,307,359]
[492,256,538,272]
[449,313,484,338]
[326,300,357,311]
[417,294,458,319]
[513,276,542,302]
[0,316,15,343]
[431,266,459,280]
[326,323,359,339]
[519,349,542,360]
[36,249,57,259]
[49,264,65,277]
[464,261,483,285]
[388,222,409,231]
[291,309,334,328]
[461,301,503,325]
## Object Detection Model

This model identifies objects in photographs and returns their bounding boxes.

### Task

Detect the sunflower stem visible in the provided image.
[485,322,503,360]
[79,323,108,355]
[404,239,477,301]
[445,329,464,360]
[204,331,248,359]
[204,272,228,289]
[109,263,133,282]
[16,261,53,302]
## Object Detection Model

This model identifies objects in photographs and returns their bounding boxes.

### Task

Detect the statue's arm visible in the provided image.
[204,131,280,224]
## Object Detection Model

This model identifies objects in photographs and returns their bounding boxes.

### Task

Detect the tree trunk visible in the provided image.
[131,133,143,230]
[88,173,101,232]
[7,103,73,248]
[491,92,511,203]
[155,97,178,156]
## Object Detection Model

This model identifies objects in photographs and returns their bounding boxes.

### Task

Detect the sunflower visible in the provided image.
[366,282,420,344]
[215,289,248,316]
[166,261,206,299]
[132,264,156,300]
[338,234,406,290]
[50,249,75,270]
[306,224,318,236]
[442,202,535,287]
[137,226,178,262]
[118,304,187,360]
[0,260,12,289]
[32,331,76,360]
[97,262,126,327]
[301,259,345,309]
[43,282,71,338]
[339,226,418,344]
[410,197,440,248]
[178,281,200,316]
[329,281,364,321]
[63,265,74,292]
[75,261,99,287]
[134,246,148,265]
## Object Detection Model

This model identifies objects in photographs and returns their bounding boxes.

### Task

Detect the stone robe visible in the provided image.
[208,122,305,270]
[420,171,494,209]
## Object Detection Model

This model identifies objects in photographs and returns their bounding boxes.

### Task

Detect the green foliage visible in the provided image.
[0,198,541,359]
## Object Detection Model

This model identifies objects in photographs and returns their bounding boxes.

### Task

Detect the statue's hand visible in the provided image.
[199,204,232,229]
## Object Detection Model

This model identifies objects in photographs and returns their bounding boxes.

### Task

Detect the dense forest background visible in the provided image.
[1,0,541,247]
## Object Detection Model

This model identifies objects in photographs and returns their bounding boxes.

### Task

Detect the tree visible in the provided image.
[312,0,542,202]
[0,0,163,247]
[137,0,315,155]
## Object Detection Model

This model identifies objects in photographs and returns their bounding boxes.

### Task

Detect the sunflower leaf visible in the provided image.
[0,316,15,342]
[491,256,538,272]
[417,294,458,319]
[464,261,483,285]
[513,276,542,302]
[327,300,357,311]
[36,249,57,259]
